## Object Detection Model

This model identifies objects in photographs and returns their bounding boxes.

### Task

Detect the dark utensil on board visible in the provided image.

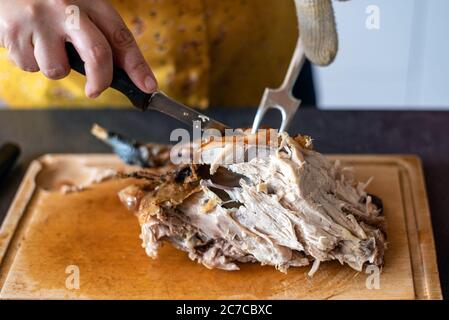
[0,143,20,183]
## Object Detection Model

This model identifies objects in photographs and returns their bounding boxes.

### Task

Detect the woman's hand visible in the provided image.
[295,0,347,66]
[0,0,157,98]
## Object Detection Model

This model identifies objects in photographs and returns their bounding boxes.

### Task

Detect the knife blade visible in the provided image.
[145,92,229,133]
[65,43,230,134]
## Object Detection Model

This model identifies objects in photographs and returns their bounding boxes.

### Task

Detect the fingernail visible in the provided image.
[44,67,68,79]
[88,91,100,99]
[145,76,157,92]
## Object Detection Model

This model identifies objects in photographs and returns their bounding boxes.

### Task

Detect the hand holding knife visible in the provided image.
[65,43,229,134]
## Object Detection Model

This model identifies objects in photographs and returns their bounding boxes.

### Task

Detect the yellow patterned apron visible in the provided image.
[0,0,297,108]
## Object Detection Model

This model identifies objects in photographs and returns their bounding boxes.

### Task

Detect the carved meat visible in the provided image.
[115,130,386,274]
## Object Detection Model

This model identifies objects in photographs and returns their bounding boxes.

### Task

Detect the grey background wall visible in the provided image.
[314,0,449,109]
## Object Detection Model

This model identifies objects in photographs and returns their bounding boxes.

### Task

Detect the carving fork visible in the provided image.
[251,40,306,133]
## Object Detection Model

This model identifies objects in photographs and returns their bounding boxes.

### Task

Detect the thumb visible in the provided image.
[295,0,339,66]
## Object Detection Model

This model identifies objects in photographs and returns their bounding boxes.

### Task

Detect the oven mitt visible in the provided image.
[295,0,348,66]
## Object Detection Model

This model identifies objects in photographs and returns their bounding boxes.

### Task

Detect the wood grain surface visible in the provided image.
[0,154,442,299]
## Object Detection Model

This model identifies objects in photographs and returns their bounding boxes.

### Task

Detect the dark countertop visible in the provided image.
[0,109,448,299]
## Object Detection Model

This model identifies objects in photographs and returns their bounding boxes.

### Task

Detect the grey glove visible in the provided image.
[295,0,347,66]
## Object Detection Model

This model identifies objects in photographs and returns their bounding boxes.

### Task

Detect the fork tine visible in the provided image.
[252,88,301,133]
[251,40,306,134]
[251,89,271,133]
[278,103,299,133]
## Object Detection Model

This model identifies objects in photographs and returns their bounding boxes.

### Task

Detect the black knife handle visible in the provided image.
[0,143,20,182]
[65,42,151,110]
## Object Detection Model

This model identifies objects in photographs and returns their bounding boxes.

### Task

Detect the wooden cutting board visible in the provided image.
[0,154,442,300]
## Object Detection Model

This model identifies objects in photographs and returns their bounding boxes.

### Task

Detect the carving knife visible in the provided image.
[65,43,229,134]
